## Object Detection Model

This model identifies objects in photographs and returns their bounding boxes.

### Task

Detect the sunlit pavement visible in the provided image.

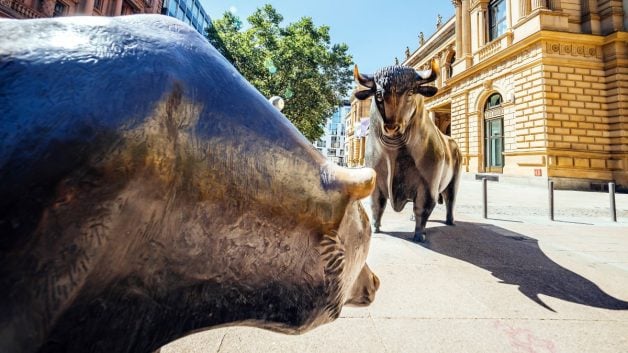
[162,177,628,353]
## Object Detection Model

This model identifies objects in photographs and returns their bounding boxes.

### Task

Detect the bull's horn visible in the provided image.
[353,65,375,89]
[415,60,439,84]
[321,164,376,200]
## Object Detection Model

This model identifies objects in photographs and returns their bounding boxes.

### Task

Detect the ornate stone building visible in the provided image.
[402,0,627,189]
[0,0,162,18]
[345,96,373,168]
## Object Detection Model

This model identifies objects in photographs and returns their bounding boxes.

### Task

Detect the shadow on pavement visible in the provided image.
[386,221,628,312]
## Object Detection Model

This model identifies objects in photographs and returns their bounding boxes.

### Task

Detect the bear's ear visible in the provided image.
[354,87,375,100]
[415,85,438,97]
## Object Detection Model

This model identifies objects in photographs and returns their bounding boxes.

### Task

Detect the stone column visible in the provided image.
[83,0,95,14]
[546,0,560,10]
[506,0,513,29]
[519,0,531,18]
[453,0,463,59]
[359,137,366,166]
[532,0,546,10]
[113,0,122,15]
[477,3,487,46]
[461,0,472,58]
[583,0,601,34]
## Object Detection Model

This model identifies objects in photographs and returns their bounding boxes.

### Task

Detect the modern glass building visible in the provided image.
[162,0,211,35]
[314,101,350,166]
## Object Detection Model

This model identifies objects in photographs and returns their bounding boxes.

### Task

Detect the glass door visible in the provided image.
[484,117,504,173]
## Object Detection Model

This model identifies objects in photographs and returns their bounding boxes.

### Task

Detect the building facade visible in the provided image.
[0,0,162,19]
[315,101,350,166]
[162,0,210,35]
[401,0,627,189]
[0,0,210,36]
[345,96,373,168]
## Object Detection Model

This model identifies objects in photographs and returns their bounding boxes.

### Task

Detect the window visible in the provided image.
[121,2,134,15]
[53,1,67,16]
[193,4,199,20]
[484,93,504,172]
[488,0,507,41]
[167,0,176,12]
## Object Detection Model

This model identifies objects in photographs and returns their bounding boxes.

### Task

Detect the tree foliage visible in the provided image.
[207,5,353,141]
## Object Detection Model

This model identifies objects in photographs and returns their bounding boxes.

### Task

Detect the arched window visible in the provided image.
[484,93,504,173]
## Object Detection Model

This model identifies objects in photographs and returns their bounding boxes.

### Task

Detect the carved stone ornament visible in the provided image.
[546,41,601,58]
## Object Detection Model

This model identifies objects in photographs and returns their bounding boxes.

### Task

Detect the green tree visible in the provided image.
[207,5,353,141]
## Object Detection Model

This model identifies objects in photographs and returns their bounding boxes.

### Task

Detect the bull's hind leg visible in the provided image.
[444,159,461,226]
[370,187,387,233]
[442,186,456,225]
[441,175,460,226]
[412,192,436,243]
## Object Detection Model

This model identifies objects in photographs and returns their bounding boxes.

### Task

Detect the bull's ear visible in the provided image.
[354,88,375,100]
[416,85,438,97]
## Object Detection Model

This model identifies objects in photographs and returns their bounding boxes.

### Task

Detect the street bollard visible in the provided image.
[482,178,488,219]
[609,182,617,222]
[548,180,554,221]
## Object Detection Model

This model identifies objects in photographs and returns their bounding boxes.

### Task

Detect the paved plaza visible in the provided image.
[162,176,628,353]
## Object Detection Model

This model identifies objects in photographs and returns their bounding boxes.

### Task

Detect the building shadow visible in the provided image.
[386,221,628,311]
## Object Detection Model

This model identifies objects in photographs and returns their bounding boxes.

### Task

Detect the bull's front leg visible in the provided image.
[412,190,436,242]
[370,186,387,233]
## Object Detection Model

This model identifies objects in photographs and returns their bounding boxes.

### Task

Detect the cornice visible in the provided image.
[445,31,607,87]
[404,16,455,67]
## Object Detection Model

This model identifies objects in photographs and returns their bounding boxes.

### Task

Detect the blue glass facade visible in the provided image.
[314,101,350,166]
[163,0,211,35]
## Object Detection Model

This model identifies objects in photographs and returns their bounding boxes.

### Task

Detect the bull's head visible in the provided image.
[353,61,439,138]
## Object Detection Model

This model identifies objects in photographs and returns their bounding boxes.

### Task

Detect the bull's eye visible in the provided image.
[375,91,383,102]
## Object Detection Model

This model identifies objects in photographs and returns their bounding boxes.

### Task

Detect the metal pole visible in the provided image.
[609,182,617,222]
[548,179,554,221]
[482,178,488,219]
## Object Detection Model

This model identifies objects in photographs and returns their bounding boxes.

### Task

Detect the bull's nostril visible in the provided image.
[384,125,399,134]
[372,274,380,291]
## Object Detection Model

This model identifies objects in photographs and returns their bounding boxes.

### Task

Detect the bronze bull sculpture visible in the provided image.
[0,15,380,353]
[354,62,461,242]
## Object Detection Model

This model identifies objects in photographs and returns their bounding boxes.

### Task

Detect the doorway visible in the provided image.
[484,93,504,173]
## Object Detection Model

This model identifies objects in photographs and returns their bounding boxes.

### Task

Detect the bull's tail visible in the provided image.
[443,139,462,225]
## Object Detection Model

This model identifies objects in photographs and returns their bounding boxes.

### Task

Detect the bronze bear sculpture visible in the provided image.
[0,15,379,353]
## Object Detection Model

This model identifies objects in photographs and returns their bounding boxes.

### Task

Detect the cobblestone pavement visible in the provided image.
[161,177,628,353]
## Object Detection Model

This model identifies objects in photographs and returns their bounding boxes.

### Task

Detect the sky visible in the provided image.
[199,0,454,74]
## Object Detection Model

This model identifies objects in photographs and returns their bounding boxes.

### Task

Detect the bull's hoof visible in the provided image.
[445,219,455,226]
[373,224,380,233]
[412,232,426,243]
